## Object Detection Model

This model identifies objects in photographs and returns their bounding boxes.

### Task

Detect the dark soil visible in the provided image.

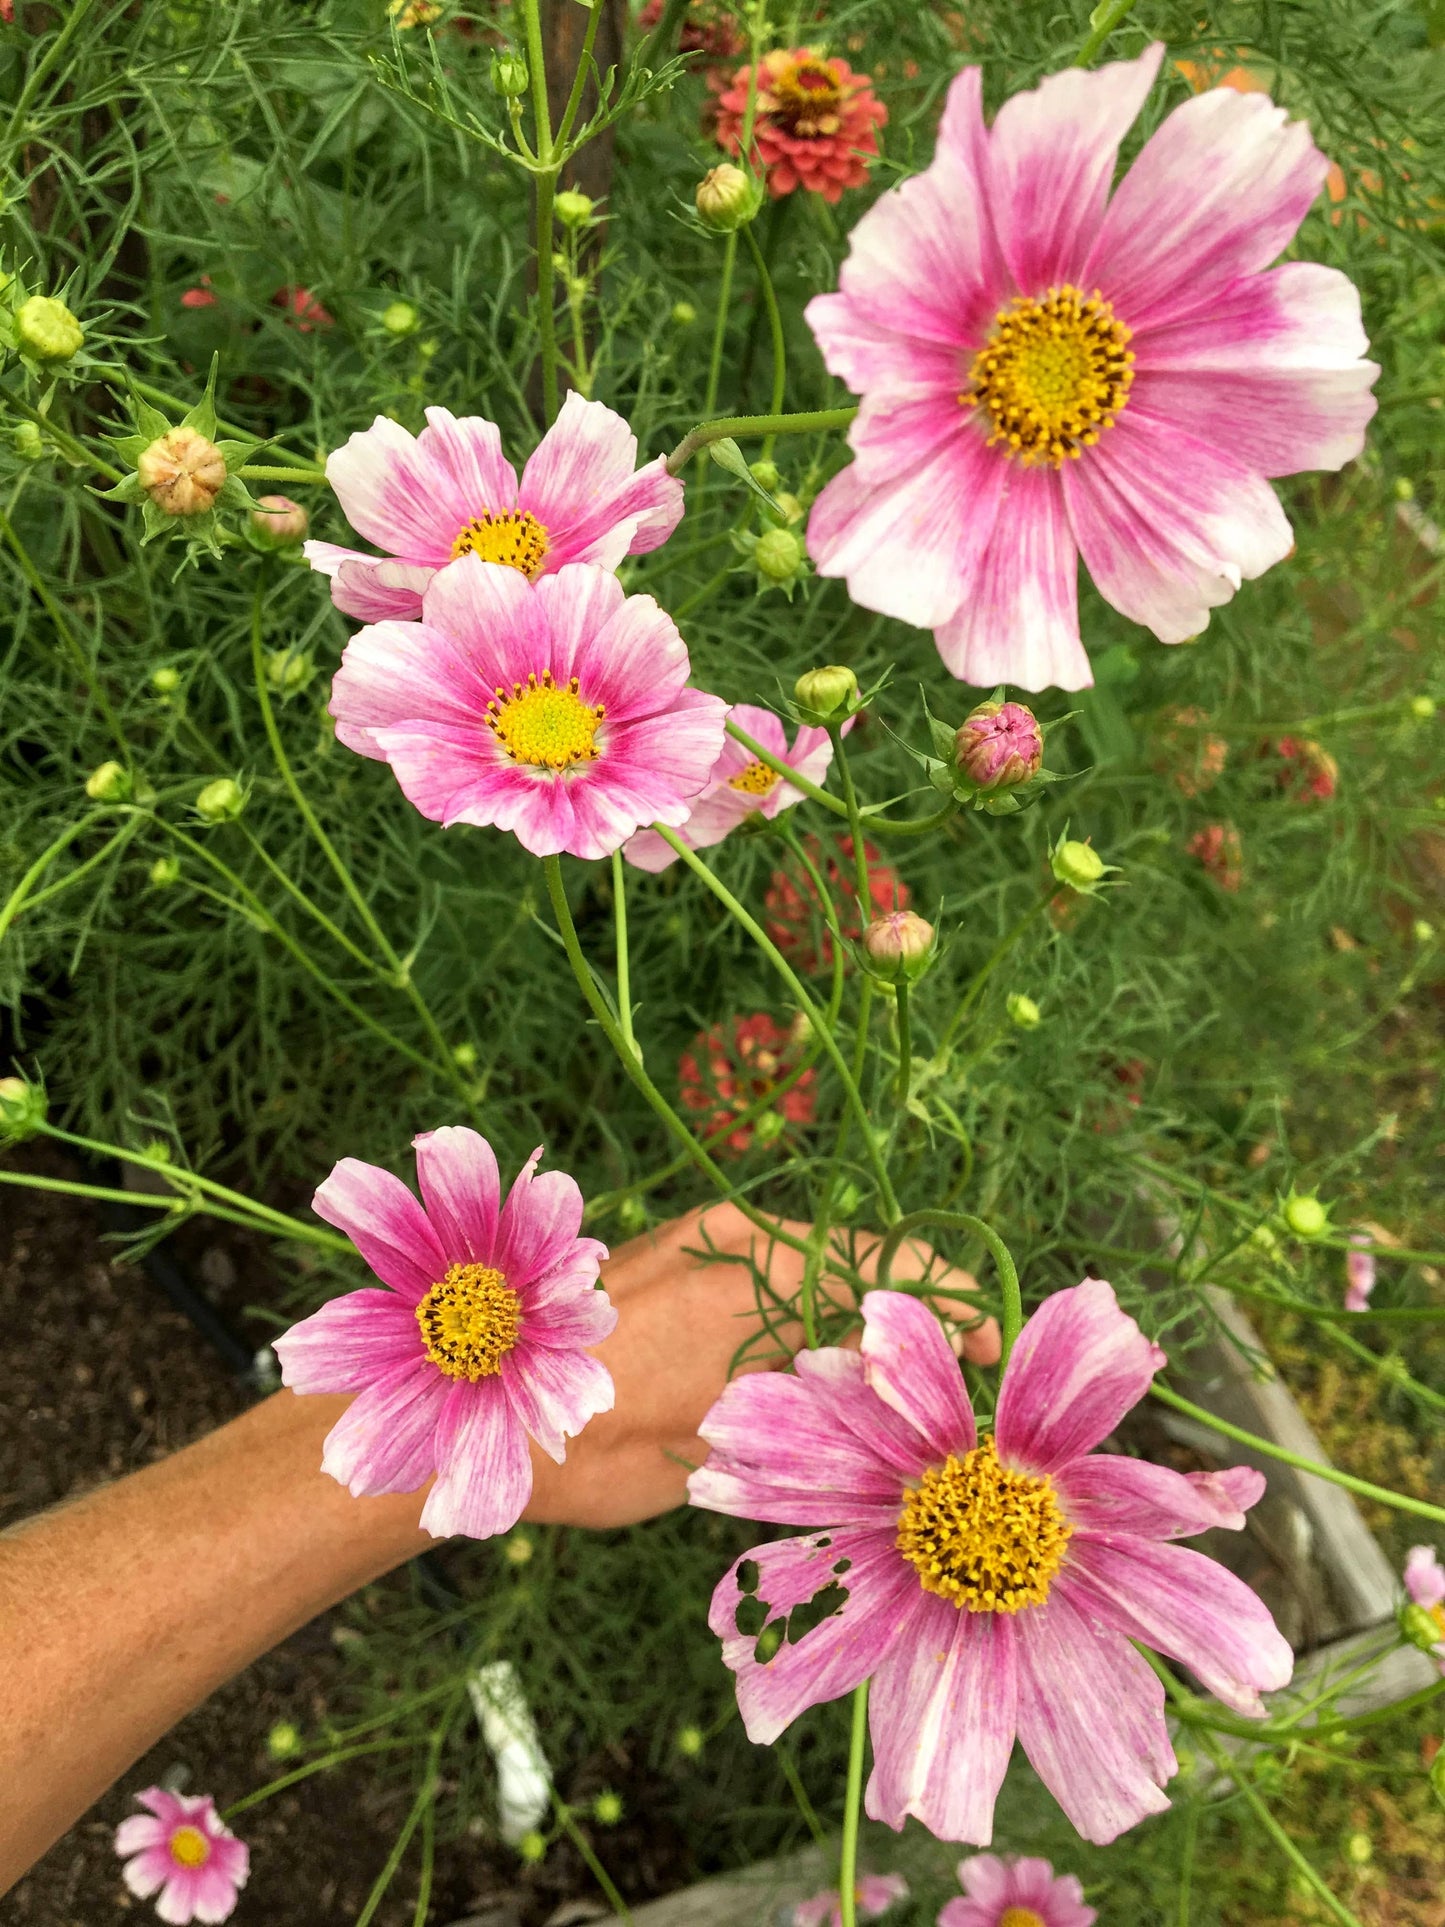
[0,1147,616,1927]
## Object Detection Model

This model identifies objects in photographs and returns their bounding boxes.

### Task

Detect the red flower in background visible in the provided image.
[1187,823,1244,892]
[1273,736,1338,802]
[1153,705,1229,799]
[180,276,218,310]
[765,834,908,973]
[272,285,334,332]
[638,0,744,62]
[679,1013,816,1156]
[713,47,886,202]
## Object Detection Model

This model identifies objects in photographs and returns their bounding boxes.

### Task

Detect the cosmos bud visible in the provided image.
[862,910,935,983]
[137,425,227,517]
[1051,837,1108,892]
[554,189,595,229]
[16,293,83,362]
[250,494,309,548]
[794,664,858,723]
[1282,1191,1330,1239]
[695,163,758,231]
[1006,992,1041,1030]
[754,526,804,584]
[84,759,130,802]
[195,776,246,823]
[0,1073,47,1143]
[381,299,420,337]
[955,700,1043,794]
[491,51,529,98]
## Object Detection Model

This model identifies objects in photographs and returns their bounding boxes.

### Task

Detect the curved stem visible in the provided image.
[666,406,858,475]
[836,1680,870,1927]
[238,464,327,485]
[553,1799,633,1922]
[655,828,900,1222]
[1192,1728,1362,1927]
[864,800,960,838]
[1074,0,1141,66]
[702,232,739,419]
[611,848,636,1056]
[0,809,120,944]
[742,223,786,437]
[725,719,849,816]
[1150,1382,1445,1527]
[222,1740,412,1820]
[874,1209,1022,1361]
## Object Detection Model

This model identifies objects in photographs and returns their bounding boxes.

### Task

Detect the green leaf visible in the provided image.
[706,437,786,518]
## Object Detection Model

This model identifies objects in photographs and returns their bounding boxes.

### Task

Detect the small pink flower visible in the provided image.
[623,703,838,871]
[275,1126,617,1540]
[1405,1546,1445,1612]
[793,1872,909,1927]
[941,1853,1095,1927]
[306,392,684,623]
[1187,822,1243,891]
[689,1281,1291,1845]
[114,1789,248,1924]
[1344,1233,1376,1312]
[328,557,729,860]
[805,46,1378,691]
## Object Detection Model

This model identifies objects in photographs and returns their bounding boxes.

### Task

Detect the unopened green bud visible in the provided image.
[675,1725,704,1758]
[1282,1191,1330,1239]
[149,855,181,887]
[1345,1831,1372,1866]
[12,420,43,461]
[1394,476,1416,501]
[754,527,804,584]
[0,1074,47,1143]
[381,299,420,337]
[554,189,595,229]
[670,300,697,327]
[695,163,758,232]
[1411,695,1436,720]
[85,759,130,802]
[752,1108,788,1146]
[16,294,84,362]
[1006,992,1042,1030]
[491,51,529,98]
[264,646,313,694]
[1414,919,1435,944]
[748,458,780,493]
[504,1532,534,1566]
[592,1792,623,1826]
[1051,838,1107,892]
[773,490,804,526]
[195,776,245,823]
[862,909,935,983]
[517,1829,547,1863]
[616,1195,648,1236]
[1401,1601,1445,1655]
[452,1041,479,1070]
[151,665,181,695]
[266,1721,303,1762]
[794,663,858,722]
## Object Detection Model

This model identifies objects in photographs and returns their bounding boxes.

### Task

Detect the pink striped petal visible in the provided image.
[1087,87,1329,331]
[412,1126,501,1265]
[934,465,1088,691]
[1062,411,1293,643]
[1065,1534,1294,1716]
[120,1844,173,1900]
[502,1337,614,1463]
[866,1595,1016,1843]
[708,1526,915,1744]
[311,1156,449,1302]
[417,407,520,512]
[804,290,965,402]
[273,1287,420,1394]
[1013,1580,1175,1843]
[114,1812,167,1854]
[330,556,436,624]
[995,1278,1164,1477]
[1055,1456,1265,1540]
[860,1289,976,1465]
[519,392,684,569]
[418,553,553,690]
[188,1861,246,1922]
[318,1353,449,1496]
[794,1346,945,1483]
[422,1374,534,1538]
[563,578,692,719]
[987,43,1164,293]
[497,1155,584,1284]
[156,1868,208,1924]
[328,617,491,760]
[324,415,461,563]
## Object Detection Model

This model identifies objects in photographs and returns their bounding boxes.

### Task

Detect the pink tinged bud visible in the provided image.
[137,425,227,516]
[1344,1235,1376,1312]
[180,278,218,309]
[251,494,309,547]
[862,909,934,981]
[955,700,1043,792]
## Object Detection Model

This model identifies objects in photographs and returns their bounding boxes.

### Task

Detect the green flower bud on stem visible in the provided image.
[670,301,697,327]
[250,495,308,548]
[491,51,529,98]
[862,910,935,983]
[1282,1191,1331,1239]
[592,1792,623,1826]
[149,855,182,887]
[1400,1601,1445,1656]
[151,666,181,696]
[85,759,130,802]
[195,776,246,823]
[12,420,44,462]
[554,189,596,229]
[0,1074,47,1144]
[266,1721,303,1762]
[695,163,759,232]
[794,663,858,723]
[16,294,84,362]
[748,458,781,493]
[1006,992,1042,1030]
[1051,837,1111,893]
[381,299,420,337]
[1411,695,1436,720]
[675,1725,704,1758]
[754,527,803,584]
[517,1829,547,1864]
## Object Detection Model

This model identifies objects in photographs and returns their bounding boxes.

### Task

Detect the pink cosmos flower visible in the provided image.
[793,1872,909,1927]
[805,44,1378,691]
[688,1280,1292,1845]
[274,1126,617,1540]
[941,1854,1095,1927]
[1344,1233,1376,1313]
[328,556,729,860]
[114,1789,248,1925]
[1403,1546,1445,1674]
[623,703,837,871]
[306,392,684,622]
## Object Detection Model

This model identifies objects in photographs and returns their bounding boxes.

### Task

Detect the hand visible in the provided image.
[524,1201,1000,1528]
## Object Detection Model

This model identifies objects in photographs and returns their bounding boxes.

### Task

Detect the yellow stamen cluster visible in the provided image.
[169,1827,211,1869]
[999,1911,1047,1927]
[451,508,550,578]
[727,759,781,797]
[895,1433,1071,1613]
[770,56,844,136]
[415,1262,522,1379]
[487,671,605,771]
[963,285,1134,467]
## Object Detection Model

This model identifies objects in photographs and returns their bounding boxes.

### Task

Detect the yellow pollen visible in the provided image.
[963,284,1134,468]
[895,1433,1071,1613]
[999,1912,1047,1927]
[169,1826,211,1869]
[415,1262,521,1379]
[771,56,843,136]
[727,759,781,797]
[450,508,550,578]
[486,671,605,771]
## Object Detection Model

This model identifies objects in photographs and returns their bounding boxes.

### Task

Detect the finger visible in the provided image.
[849,1233,1002,1366]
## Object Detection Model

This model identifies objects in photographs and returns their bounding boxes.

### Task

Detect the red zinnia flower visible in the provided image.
[1153,706,1228,798]
[1272,735,1337,802]
[272,284,334,332]
[678,1013,816,1156]
[1186,823,1243,892]
[765,834,908,973]
[713,46,887,203]
[180,276,218,310]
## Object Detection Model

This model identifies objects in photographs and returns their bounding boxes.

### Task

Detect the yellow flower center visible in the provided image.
[169,1826,211,1869]
[771,55,843,136]
[1431,1604,1445,1639]
[964,285,1134,468]
[727,759,781,797]
[486,671,605,771]
[450,509,550,578]
[415,1262,522,1379]
[999,1912,1047,1927]
[895,1433,1071,1613]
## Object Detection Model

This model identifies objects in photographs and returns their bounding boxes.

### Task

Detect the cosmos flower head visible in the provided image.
[792,1872,909,1927]
[306,393,683,623]
[114,1789,248,1924]
[804,45,1378,690]
[328,557,729,861]
[275,1126,616,1541]
[941,1853,1096,1927]
[689,1281,1291,1845]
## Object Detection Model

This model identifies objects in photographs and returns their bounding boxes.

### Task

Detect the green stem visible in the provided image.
[542,856,812,1260]
[1150,1382,1445,1526]
[130,379,314,469]
[742,223,786,435]
[933,894,1050,1064]
[1,388,121,478]
[0,809,116,945]
[222,1740,413,1819]
[611,848,636,1056]
[0,499,129,759]
[655,827,900,1222]
[553,1800,633,1922]
[1193,1728,1362,1927]
[836,1680,869,1927]
[238,464,327,485]
[1074,0,1141,67]
[554,0,608,151]
[865,801,960,838]
[520,0,560,423]
[702,232,739,419]
[894,980,912,1109]
[5,0,105,139]
[354,1733,445,1927]
[725,718,848,816]
[875,1209,1021,1360]
[412,1801,435,1927]
[667,406,857,475]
